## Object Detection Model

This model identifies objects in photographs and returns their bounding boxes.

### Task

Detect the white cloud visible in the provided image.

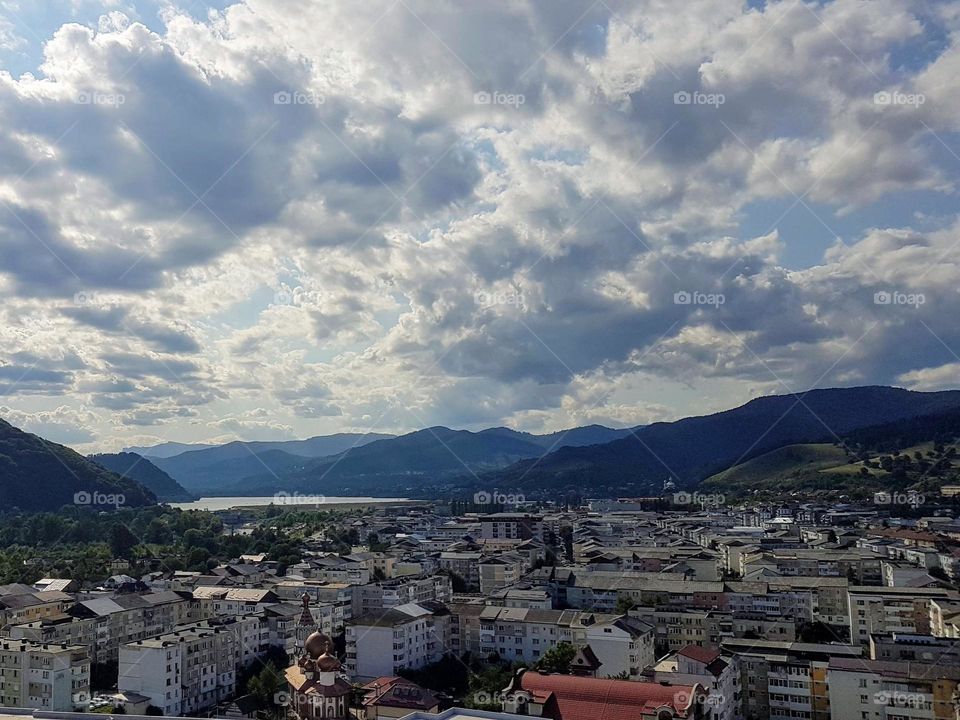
[0,0,957,449]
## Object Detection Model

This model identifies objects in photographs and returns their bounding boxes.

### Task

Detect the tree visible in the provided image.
[109,524,139,559]
[535,642,576,674]
[247,662,286,719]
[615,595,636,614]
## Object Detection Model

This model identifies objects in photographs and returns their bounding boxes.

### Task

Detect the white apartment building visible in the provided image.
[274,580,354,625]
[479,514,543,541]
[478,555,524,596]
[848,586,959,645]
[118,615,265,716]
[828,656,960,720]
[345,603,450,681]
[352,575,452,616]
[652,645,740,720]
[0,640,90,711]
[190,588,279,621]
[69,591,191,662]
[478,607,654,679]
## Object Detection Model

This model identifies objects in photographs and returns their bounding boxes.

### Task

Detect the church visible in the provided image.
[284,595,352,720]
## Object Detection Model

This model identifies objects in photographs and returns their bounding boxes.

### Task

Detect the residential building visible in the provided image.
[345,603,451,681]
[117,615,265,716]
[0,640,89,711]
[828,657,960,720]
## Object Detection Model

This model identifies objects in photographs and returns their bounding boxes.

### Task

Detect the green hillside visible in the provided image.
[702,444,852,494]
[0,419,156,511]
[703,436,960,499]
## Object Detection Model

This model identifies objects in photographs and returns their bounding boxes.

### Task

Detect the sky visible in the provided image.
[0,0,958,452]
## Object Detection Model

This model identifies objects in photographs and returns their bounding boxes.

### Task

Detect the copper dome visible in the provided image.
[315,648,341,672]
[304,631,333,658]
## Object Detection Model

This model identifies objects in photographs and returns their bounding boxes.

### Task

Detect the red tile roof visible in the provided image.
[677,644,721,666]
[518,671,700,720]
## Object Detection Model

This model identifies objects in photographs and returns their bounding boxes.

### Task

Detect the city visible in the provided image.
[1,0,959,719]
[0,488,957,720]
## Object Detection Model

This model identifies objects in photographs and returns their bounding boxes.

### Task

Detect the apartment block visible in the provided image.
[478,554,525,596]
[345,602,451,681]
[352,575,452,617]
[478,607,654,679]
[0,640,90,711]
[722,639,862,720]
[848,586,959,645]
[118,615,265,717]
[828,657,960,720]
[478,514,543,541]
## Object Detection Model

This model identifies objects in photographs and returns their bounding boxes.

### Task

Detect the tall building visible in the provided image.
[828,657,960,720]
[345,602,451,680]
[117,615,264,716]
[0,640,90,711]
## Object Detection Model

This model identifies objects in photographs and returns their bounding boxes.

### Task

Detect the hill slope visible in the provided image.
[481,387,960,495]
[89,452,195,502]
[702,443,853,493]
[0,420,156,511]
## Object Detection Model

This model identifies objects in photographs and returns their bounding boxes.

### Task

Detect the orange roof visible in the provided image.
[519,671,700,719]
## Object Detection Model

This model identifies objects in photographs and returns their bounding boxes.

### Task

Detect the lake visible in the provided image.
[168,495,410,511]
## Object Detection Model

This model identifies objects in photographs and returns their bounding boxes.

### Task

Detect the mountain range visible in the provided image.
[480,386,960,497]
[138,433,396,493]
[3,385,960,511]
[122,387,960,499]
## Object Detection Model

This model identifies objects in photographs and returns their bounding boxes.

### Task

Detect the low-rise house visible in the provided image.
[361,676,440,719]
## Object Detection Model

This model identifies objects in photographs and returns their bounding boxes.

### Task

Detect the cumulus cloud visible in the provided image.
[0,0,957,450]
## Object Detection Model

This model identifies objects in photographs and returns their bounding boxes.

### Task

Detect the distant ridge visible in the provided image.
[124,441,218,458]
[89,452,195,502]
[147,432,396,492]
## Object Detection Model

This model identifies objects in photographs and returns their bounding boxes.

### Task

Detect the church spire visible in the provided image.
[298,592,315,627]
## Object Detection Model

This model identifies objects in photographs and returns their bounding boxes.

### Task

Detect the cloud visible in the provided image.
[0,0,957,449]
